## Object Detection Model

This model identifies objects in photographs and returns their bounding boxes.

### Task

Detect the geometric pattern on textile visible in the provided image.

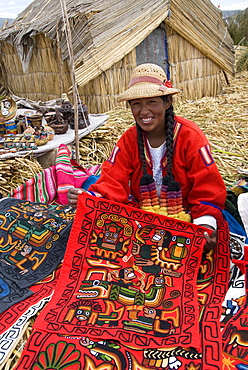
[9,143,101,205]
[0,297,51,366]
[0,198,75,289]
[34,194,206,350]
[13,194,231,370]
[0,270,32,314]
[221,231,246,329]
[222,246,248,369]
[0,266,60,366]
[0,268,60,364]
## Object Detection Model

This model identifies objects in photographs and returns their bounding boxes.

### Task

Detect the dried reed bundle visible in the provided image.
[176,70,248,186]
[79,107,134,166]
[0,155,43,197]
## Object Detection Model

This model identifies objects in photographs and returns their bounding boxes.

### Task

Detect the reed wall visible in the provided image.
[0,27,224,113]
[78,50,136,113]
[167,26,223,100]
[0,34,71,101]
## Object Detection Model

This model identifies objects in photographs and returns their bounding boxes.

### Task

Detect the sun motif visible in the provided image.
[31,341,81,370]
[222,353,236,370]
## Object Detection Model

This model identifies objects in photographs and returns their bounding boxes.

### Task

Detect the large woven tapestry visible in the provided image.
[14,193,230,370]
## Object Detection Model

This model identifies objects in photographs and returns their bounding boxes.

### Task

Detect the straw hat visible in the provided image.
[117,63,180,102]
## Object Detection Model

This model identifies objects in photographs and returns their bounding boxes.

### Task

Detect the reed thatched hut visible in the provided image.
[0,0,235,113]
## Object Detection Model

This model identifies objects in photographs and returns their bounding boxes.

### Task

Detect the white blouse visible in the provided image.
[148,141,166,196]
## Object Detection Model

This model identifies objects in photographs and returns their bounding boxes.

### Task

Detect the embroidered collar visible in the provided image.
[143,121,182,170]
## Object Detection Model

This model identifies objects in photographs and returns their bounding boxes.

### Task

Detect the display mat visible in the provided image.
[14,193,230,370]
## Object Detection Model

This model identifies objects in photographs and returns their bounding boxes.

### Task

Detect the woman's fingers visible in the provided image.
[203,230,217,252]
[67,188,83,207]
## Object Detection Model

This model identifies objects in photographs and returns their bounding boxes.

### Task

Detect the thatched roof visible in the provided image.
[0,0,234,89]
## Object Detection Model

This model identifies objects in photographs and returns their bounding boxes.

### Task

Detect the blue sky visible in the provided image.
[0,0,248,18]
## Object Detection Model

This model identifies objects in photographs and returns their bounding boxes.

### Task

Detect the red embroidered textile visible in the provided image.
[34,193,206,349]
[222,246,248,369]
[14,194,230,369]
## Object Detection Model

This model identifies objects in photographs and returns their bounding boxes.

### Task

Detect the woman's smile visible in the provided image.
[130,96,171,141]
[140,116,154,125]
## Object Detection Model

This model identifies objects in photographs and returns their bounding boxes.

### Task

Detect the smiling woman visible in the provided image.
[68,63,228,251]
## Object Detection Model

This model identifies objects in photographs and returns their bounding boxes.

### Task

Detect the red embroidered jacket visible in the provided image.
[90,116,226,222]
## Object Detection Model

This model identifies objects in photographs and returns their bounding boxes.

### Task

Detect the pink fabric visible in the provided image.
[10,144,100,205]
[128,76,162,87]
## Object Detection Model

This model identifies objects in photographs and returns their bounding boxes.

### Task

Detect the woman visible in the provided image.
[13,64,230,370]
[68,63,227,251]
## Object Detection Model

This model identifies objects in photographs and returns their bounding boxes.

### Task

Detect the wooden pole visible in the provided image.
[56,22,63,98]
[60,0,80,163]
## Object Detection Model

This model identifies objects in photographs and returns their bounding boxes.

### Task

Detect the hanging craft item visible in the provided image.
[0,97,17,122]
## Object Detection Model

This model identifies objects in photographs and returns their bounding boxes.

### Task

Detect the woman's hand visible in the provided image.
[201,225,217,252]
[67,187,84,208]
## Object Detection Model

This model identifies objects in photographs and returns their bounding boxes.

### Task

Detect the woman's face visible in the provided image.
[130,96,171,135]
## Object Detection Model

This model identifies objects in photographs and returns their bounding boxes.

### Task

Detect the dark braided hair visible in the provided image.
[136,123,154,186]
[131,95,189,220]
[135,95,179,190]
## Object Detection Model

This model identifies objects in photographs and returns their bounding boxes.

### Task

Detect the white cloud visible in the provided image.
[0,11,16,18]
[219,2,248,10]
[8,1,15,5]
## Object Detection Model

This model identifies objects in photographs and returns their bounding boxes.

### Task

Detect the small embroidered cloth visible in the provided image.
[0,198,75,288]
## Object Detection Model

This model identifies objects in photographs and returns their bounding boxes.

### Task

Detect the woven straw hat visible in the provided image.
[117,63,180,102]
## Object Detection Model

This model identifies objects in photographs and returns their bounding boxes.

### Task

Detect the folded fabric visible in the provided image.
[10,143,101,205]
